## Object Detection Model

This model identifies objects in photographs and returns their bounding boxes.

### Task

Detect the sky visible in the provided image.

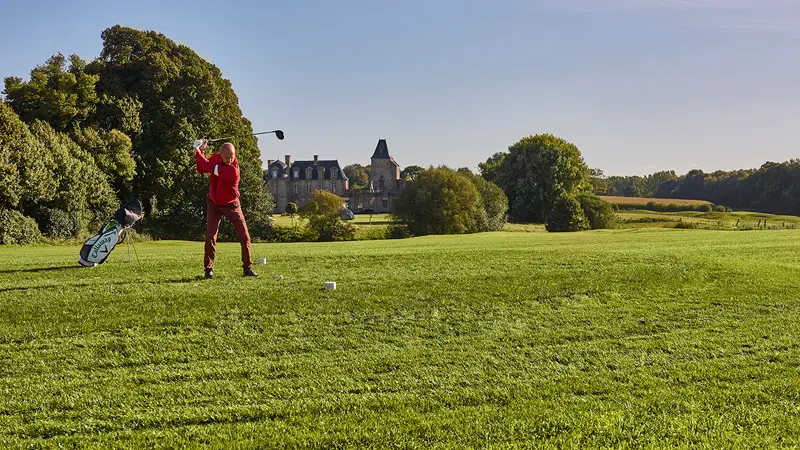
[1,0,799,176]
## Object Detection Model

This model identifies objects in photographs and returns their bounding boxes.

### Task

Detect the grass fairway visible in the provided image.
[2,230,800,448]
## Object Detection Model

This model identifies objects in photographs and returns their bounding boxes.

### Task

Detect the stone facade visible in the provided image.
[265,155,348,213]
[348,139,407,213]
[264,139,406,214]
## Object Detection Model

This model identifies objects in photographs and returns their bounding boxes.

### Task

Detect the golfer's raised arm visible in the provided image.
[194,147,214,174]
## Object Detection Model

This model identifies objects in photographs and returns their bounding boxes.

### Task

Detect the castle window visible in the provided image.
[293,168,299,178]
[331,168,338,179]
[382,199,388,208]
[379,175,385,190]
[306,167,313,179]
[319,167,325,180]
[293,184,298,193]
[272,169,278,178]
[305,184,312,193]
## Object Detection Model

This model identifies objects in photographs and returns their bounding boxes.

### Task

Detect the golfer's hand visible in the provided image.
[198,140,208,151]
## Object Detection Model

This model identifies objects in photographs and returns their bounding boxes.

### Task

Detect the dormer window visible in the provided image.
[306,167,313,179]
[318,167,325,179]
[331,168,338,179]
[293,168,299,178]
[272,169,278,178]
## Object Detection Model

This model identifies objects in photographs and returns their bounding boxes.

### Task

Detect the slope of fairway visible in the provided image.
[1,230,800,448]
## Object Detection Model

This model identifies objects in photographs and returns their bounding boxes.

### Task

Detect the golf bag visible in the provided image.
[79,199,143,267]
[341,204,355,221]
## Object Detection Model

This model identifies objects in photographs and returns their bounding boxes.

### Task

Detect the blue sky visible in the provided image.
[2,0,798,175]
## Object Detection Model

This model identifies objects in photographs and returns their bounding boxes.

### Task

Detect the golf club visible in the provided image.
[193,130,284,149]
[211,129,285,143]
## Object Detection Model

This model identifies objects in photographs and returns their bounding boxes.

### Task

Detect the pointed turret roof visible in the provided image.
[371,139,391,159]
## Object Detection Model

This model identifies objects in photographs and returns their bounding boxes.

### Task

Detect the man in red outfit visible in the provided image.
[194,140,258,279]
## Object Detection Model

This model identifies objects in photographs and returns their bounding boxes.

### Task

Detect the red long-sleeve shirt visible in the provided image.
[195,150,240,206]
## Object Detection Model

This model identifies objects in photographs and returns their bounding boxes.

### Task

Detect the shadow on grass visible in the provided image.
[0,275,203,294]
[0,265,84,275]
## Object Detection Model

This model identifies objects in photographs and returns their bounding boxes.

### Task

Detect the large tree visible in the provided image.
[0,103,117,235]
[343,163,369,189]
[457,169,508,232]
[0,104,53,212]
[394,167,483,235]
[299,190,353,241]
[3,53,100,133]
[493,134,590,223]
[478,152,506,184]
[400,165,424,181]
[83,25,273,238]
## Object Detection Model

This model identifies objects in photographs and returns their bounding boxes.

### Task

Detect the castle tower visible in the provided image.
[369,139,401,193]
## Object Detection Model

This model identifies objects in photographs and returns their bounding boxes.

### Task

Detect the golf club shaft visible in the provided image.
[207,130,282,143]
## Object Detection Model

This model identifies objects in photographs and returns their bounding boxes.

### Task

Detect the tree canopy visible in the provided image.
[299,190,353,241]
[2,25,274,240]
[394,167,488,235]
[486,134,590,223]
[343,163,370,189]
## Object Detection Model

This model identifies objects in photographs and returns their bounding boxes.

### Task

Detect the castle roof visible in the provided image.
[371,139,392,159]
[267,159,348,181]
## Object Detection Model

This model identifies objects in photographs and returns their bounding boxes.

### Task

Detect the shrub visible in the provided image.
[394,167,482,235]
[299,190,352,241]
[576,193,617,229]
[457,171,508,231]
[546,193,590,232]
[387,223,410,239]
[263,225,314,243]
[330,221,356,241]
[286,202,298,216]
[354,226,391,241]
[31,206,84,238]
[0,209,42,244]
[674,221,698,229]
[715,205,726,212]
[696,204,713,213]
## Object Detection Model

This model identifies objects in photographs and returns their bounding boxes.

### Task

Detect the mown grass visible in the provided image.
[1,230,800,448]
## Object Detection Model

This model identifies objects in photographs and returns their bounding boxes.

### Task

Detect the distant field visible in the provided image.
[268,210,799,235]
[2,230,800,447]
[270,213,393,228]
[600,196,712,207]
[616,210,800,230]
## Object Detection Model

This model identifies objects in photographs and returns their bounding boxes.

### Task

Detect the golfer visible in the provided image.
[194,140,258,279]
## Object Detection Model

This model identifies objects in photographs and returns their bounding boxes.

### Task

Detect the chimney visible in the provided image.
[267,159,274,166]
[313,154,319,164]
[285,155,292,166]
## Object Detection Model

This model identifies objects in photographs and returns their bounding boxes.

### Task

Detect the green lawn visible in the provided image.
[2,230,800,448]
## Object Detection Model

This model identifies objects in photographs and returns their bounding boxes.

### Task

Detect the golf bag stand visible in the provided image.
[79,199,144,267]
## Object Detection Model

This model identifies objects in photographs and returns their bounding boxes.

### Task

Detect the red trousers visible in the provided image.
[205,199,252,270]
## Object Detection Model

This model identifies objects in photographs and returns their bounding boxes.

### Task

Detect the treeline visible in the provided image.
[593,161,800,215]
[1,26,273,243]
